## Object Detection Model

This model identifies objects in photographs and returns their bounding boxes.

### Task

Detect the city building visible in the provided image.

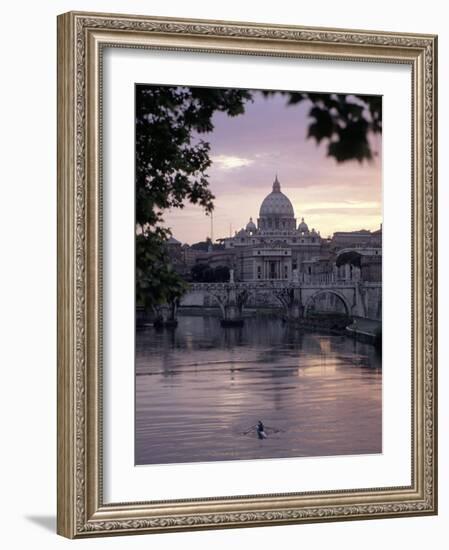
[218,175,323,281]
[169,175,382,283]
[331,225,382,250]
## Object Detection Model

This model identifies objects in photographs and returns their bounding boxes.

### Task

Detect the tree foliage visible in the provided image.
[136,232,187,312]
[335,250,362,268]
[136,85,251,311]
[263,90,382,163]
[191,264,230,283]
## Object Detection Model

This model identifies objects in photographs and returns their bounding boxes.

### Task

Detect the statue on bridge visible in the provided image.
[218,270,246,327]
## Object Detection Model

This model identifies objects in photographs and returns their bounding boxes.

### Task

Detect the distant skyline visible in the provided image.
[162,89,382,244]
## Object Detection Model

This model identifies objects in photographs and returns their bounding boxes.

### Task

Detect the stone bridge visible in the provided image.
[181,280,381,324]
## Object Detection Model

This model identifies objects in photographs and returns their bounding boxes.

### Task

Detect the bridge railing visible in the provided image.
[188,279,359,291]
[302,273,335,285]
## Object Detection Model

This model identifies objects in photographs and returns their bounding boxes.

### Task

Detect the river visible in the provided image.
[135,315,381,465]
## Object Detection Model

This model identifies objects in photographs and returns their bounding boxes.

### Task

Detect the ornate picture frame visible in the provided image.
[57,11,437,538]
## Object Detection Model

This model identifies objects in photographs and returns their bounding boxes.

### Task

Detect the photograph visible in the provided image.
[55,9,437,538]
[135,84,383,466]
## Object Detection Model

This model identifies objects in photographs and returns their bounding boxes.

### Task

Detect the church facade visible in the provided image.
[169,175,382,285]
[218,175,323,282]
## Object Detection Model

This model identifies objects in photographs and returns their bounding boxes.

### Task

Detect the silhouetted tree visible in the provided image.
[136,85,251,311]
[336,250,362,268]
[191,264,230,283]
[262,90,382,163]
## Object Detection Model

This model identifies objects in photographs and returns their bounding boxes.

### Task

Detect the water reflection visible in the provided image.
[136,315,381,465]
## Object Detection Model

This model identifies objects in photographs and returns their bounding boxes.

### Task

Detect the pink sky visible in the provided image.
[163,90,382,244]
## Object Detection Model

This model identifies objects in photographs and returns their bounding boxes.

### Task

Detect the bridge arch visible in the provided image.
[199,285,287,314]
[304,289,351,318]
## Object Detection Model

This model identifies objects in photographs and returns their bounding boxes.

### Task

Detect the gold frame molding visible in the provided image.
[57,11,438,538]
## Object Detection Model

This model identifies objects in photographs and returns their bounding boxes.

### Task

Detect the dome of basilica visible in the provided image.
[259,175,295,218]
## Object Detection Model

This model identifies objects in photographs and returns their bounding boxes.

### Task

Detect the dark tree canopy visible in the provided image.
[136,231,187,312]
[136,85,252,231]
[262,90,382,163]
[336,250,362,268]
[136,85,251,312]
[191,264,230,283]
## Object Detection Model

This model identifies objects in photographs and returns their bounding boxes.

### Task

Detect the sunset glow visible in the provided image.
[163,90,382,243]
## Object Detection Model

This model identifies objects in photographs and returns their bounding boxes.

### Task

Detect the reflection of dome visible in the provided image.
[246,217,257,232]
[259,175,295,218]
[298,217,309,233]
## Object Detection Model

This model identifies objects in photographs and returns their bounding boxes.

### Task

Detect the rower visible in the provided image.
[257,420,267,439]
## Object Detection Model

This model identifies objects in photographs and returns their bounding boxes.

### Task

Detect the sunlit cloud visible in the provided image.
[211,155,254,170]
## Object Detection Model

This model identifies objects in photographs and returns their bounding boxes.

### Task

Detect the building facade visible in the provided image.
[168,175,382,284]
[218,175,323,281]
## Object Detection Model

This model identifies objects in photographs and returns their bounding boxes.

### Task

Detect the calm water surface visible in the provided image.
[136,315,382,465]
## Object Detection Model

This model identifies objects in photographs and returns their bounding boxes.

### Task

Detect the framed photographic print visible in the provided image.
[57,11,438,538]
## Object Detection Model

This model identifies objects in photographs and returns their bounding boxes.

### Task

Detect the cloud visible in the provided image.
[210,155,254,170]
